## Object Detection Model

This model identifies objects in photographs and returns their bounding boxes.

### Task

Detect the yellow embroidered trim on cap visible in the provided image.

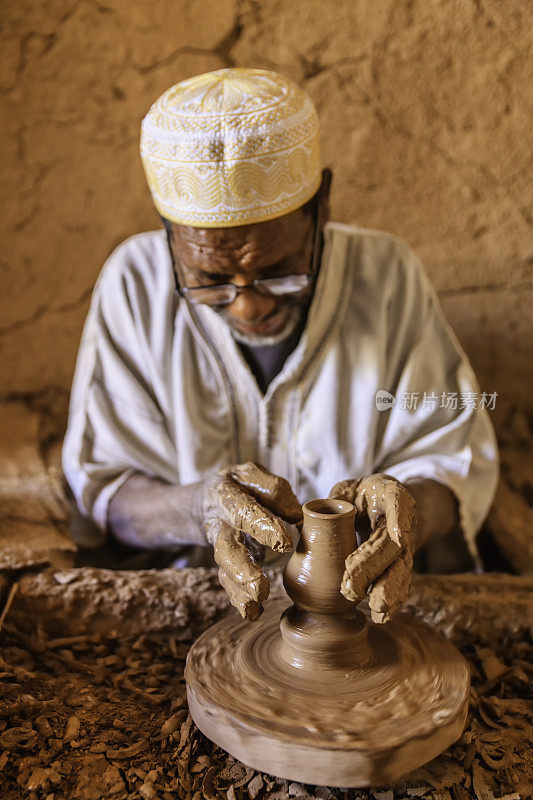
[140,68,321,228]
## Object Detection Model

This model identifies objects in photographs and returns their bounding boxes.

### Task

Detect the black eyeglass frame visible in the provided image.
[181,273,315,306]
[165,197,323,308]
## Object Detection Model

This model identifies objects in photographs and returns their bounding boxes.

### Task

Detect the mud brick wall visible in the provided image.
[1,1,531,487]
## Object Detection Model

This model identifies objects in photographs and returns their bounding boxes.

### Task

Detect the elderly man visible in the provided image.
[63,68,498,622]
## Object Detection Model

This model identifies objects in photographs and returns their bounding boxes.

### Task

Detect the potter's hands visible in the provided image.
[203,462,302,621]
[329,474,417,624]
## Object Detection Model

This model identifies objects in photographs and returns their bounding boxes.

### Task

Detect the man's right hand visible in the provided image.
[203,462,302,620]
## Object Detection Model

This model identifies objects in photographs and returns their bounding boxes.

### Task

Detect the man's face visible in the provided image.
[166,179,329,345]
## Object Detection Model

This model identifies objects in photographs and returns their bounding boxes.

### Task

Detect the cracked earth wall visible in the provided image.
[1,1,531,449]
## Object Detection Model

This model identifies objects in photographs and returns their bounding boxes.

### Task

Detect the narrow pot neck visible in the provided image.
[300,498,356,549]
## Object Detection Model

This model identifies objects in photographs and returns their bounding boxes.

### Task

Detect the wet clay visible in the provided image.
[203,462,301,619]
[185,499,470,787]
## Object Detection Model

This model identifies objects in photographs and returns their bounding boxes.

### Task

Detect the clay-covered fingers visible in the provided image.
[335,473,417,622]
[202,463,298,619]
[328,478,360,504]
[212,521,269,604]
[218,569,264,621]
[367,550,413,624]
[228,462,302,524]
[356,474,417,547]
[210,473,293,553]
[341,522,401,603]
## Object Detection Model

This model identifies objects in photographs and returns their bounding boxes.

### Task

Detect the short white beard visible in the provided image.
[221,305,304,347]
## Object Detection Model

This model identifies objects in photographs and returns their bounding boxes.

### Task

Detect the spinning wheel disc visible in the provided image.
[185,599,469,787]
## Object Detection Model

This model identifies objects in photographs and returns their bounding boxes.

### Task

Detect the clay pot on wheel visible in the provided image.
[280,499,371,670]
[185,497,470,787]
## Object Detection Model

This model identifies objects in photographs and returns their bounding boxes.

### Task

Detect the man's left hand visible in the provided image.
[329,473,417,624]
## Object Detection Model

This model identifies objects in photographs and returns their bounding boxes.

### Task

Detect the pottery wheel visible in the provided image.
[186,599,469,786]
[185,499,470,787]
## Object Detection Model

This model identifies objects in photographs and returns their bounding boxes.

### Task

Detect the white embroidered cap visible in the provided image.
[140,68,321,228]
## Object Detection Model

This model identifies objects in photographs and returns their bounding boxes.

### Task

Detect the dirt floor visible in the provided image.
[0,569,531,800]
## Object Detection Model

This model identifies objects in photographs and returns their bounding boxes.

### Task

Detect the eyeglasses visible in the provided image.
[181,273,313,307]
